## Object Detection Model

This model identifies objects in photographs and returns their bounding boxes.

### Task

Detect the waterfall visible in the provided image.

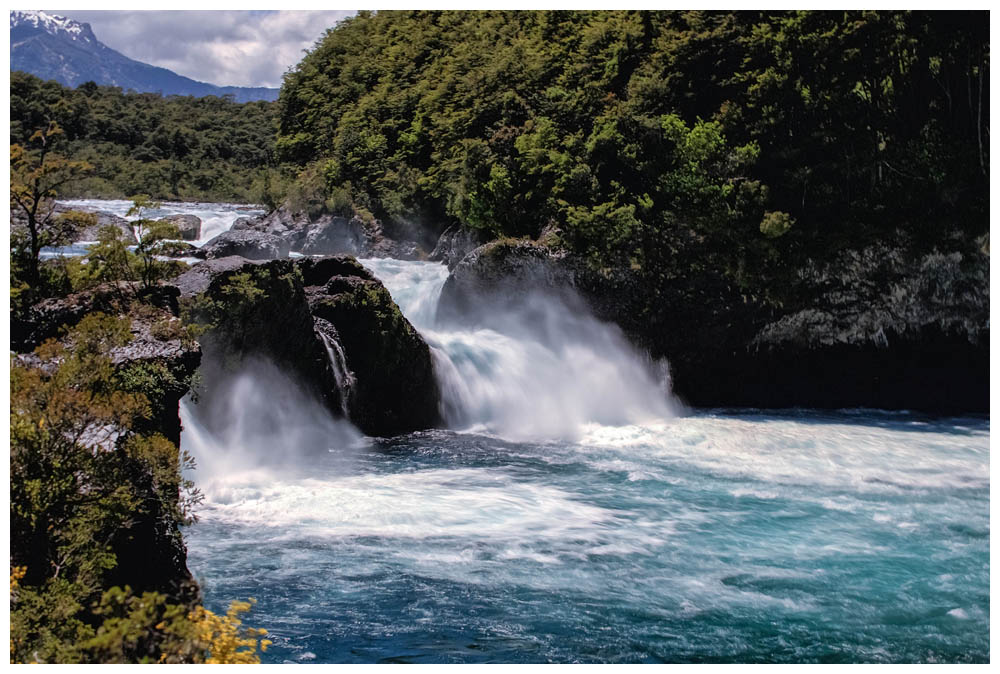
[317,322,354,416]
[359,258,677,441]
[180,357,364,489]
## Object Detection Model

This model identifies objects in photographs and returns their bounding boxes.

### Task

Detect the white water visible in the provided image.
[358,257,677,441]
[181,358,364,500]
[318,330,354,417]
[58,198,264,246]
[168,222,988,663]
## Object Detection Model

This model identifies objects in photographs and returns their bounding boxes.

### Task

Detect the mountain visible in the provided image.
[9,10,278,102]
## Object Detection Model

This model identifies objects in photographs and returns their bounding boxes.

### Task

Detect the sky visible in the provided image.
[44,9,357,88]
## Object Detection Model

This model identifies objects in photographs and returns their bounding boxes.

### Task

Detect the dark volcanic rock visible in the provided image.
[200,229,290,260]
[158,213,201,241]
[177,255,440,435]
[437,240,577,323]
[303,261,440,435]
[231,215,264,231]
[429,224,491,269]
[438,240,989,413]
[298,215,368,256]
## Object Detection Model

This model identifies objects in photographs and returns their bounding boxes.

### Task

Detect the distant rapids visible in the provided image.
[168,220,989,663]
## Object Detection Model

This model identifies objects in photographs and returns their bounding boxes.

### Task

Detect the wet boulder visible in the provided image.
[429,224,491,269]
[304,261,440,435]
[199,230,290,260]
[298,215,368,256]
[158,214,201,241]
[231,215,264,231]
[174,255,440,435]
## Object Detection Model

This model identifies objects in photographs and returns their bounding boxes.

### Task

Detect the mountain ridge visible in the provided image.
[10,10,278,102]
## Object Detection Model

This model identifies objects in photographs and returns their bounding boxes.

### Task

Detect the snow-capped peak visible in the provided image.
[10,9,90,41]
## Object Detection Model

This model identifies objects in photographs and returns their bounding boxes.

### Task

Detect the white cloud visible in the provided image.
[45,9,356,88]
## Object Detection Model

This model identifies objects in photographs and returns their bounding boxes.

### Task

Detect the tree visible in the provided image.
[10,122,94,284]
[10,313,270,663]
[127,196,187,291]
[81,196,186,302]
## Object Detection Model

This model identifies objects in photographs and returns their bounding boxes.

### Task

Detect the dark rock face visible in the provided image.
[158,213,201,241]
[303,260,441,435]
[429,224,491,269]
[224,205,431,260]
[299,215,368,255]
[200,229,290,260]
[175,255,441,435]
[437,240,577,323]
[11,287,202,601]
[439,240,989,413]
[230,215,263,231]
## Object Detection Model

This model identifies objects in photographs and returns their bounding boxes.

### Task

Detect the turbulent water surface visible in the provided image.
[180,255,988,663]
[53,198,265,249]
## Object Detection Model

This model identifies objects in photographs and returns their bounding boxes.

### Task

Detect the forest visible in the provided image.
[9,71,278,203]
[276,10,988,293]
[8,9,990,664]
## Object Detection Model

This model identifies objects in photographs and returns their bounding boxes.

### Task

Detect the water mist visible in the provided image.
[359,258,678,441]
[180,356,365,504]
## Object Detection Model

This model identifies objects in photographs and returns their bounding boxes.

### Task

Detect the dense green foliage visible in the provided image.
[277,10,988,290]
[10,313,194,661]
[10,313,270,663]
[10,71,278,203]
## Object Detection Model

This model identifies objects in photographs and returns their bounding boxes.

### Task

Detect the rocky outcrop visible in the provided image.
[158,213,201,241]
[175,255,441,435]
[223,205,430,260]
[298,215,368,255]
[75,210,138,244]
[230,215,263,231]
[439,239,989,413]
[11,286,202,601]
[199,229,290,260]
[429,224,491,269]
[302,258,441,434]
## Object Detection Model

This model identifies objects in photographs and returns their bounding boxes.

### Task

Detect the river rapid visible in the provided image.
[174,225,987,663]
[51,201,988,663]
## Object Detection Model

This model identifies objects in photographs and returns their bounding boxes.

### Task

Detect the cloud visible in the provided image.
[46,9,356,88]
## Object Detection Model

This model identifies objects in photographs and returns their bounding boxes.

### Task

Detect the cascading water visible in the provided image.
[169,233,987,663]
[57,198,265,246]
[357,257,677,441]
[317,325,354,417]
